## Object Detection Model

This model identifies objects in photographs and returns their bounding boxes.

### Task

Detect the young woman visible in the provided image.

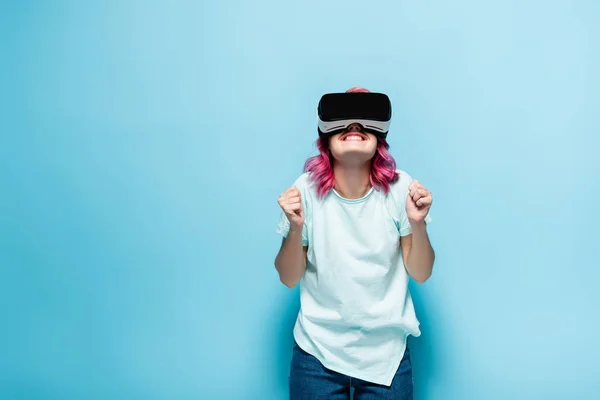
[275,86,434,399]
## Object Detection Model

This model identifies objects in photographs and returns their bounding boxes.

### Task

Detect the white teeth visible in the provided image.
[343,135,363,141]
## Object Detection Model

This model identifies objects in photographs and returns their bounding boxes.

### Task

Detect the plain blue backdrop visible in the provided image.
[1,1,599,399]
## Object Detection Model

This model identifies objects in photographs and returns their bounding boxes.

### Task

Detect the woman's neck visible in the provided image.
[333,163,372,199]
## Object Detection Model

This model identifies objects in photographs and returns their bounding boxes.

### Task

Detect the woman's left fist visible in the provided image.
[406,180,432,223]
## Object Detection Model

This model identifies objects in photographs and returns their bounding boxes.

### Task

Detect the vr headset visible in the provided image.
[317,92,392,138]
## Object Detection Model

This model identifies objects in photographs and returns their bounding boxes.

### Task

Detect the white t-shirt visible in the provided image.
[276,169,432,386]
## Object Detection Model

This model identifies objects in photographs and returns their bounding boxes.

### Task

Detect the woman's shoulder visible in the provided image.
[290,171,312,190]
[288,172,318,199]
[389,169,414,192]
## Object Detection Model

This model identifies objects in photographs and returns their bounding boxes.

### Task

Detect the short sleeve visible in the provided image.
[397,172,433,237]
[276,211,309,246]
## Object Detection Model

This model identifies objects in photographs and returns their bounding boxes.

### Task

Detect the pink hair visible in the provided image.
[304,86,399,198]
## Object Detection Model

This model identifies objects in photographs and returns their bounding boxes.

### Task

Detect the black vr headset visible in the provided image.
[317,92,392,138]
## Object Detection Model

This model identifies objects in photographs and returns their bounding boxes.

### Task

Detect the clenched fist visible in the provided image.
[278,187,304,230]
[406,180,433,223]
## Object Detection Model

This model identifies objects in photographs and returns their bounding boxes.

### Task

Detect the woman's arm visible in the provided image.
[400,221,435,283]
[274,228,308,288]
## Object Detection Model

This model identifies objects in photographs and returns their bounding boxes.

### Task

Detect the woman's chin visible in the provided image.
[332,150,376,165]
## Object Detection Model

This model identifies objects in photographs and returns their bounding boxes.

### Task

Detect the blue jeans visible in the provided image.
[289,342,413,400]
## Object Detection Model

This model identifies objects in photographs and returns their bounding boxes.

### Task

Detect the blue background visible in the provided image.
[1,1,599,399]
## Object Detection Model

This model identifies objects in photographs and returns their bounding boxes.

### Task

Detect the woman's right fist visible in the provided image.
[278,187,304,230]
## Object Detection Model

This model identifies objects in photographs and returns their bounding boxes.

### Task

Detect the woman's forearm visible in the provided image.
[406,221,435,283]
[274,227,307,288]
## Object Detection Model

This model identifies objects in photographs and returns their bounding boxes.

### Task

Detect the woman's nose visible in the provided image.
[347,123,362,132]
